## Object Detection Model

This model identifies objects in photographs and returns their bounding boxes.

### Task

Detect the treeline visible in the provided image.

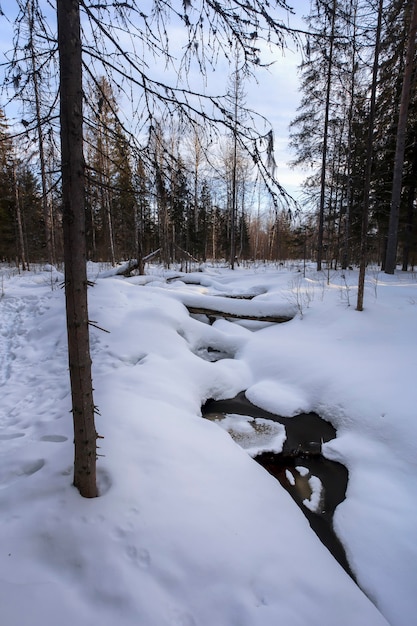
[0,109,49,269]
[1,0,416,273]
[2,0,413,498]
[290,0,417,272]
[0,78,299,269]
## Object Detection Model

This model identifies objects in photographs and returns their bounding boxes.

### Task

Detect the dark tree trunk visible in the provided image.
[57,0,97,498]
[13,163,28,271]
[341,0,358,271]
[385,0,417,274]
[317,0,336,272]
[356,0,383,311]
[402,138,417,271]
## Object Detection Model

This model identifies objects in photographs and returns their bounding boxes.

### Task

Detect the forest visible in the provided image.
[1,4,417,623]
[1,0,416,275]
[1,0,416,496]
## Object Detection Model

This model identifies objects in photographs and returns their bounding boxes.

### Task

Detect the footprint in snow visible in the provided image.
[125,545,151,569]
[39,435,68,442]
[0,432,25,440]
[0,458,45,490]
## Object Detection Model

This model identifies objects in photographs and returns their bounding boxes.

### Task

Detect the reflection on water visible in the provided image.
[202,392,354,580]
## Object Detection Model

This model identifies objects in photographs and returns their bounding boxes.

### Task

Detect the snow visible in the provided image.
[302,476,323,513]
[1,261,416,626]
[296,465,310,478]
[206,413,286,457]
[286,469,296,486]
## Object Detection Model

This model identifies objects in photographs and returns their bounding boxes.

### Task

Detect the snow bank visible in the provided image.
[2,263,415,625]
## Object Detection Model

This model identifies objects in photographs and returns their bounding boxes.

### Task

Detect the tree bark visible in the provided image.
[13,162,28,271]
[317,0,336,272]
[57,0,97,497]
[186,305,293,323]
[341,0,359,271]
[384,0,417,274]
[356,0,383,311]
[402,138,417,270]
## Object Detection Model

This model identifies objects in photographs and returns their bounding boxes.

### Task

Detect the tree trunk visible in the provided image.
[384,0,417,274]
[356,0,383,311]
[13,162,28,271]
[317,0,336,272]
[28,0,54,265]
[230,130,237,269]
[341,0,358,270]
[402,138,417,270]
[57,0,97,498]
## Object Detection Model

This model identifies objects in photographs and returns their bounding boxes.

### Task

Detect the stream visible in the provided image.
[202,392,354,580]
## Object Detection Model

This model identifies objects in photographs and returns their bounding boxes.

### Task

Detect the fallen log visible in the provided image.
[185,305,293,323]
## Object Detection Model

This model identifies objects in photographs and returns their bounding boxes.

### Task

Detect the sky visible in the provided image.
[0,259,416,626]
[244,41,306,197]
[0,1,311,199]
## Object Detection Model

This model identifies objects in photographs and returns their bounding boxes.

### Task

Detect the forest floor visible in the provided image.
[0,260,416,626]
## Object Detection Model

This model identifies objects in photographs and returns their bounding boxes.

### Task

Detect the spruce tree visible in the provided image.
[0,111,17,263]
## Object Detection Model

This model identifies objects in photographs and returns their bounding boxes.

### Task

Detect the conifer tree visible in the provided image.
[133,155,153,269]
[58,0,98,498]
[0,111,17,263]
[384,0,417,274]
[112,130,137,261]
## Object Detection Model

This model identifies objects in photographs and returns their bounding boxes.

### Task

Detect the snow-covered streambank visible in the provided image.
[1,262,416,626]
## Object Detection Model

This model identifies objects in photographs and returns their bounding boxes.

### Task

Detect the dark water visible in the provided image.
[202,392,354,580]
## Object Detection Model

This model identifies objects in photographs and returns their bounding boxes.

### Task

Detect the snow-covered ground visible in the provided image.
[1,261,416,626]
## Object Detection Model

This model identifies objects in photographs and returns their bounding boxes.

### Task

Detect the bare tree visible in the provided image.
[12,159,28,271]
[226,48,247,269]
[27,1,55,265]
[58,0,97,498]
[6,0,297,497]
[77,1,293,210]
[3,1,58,263]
